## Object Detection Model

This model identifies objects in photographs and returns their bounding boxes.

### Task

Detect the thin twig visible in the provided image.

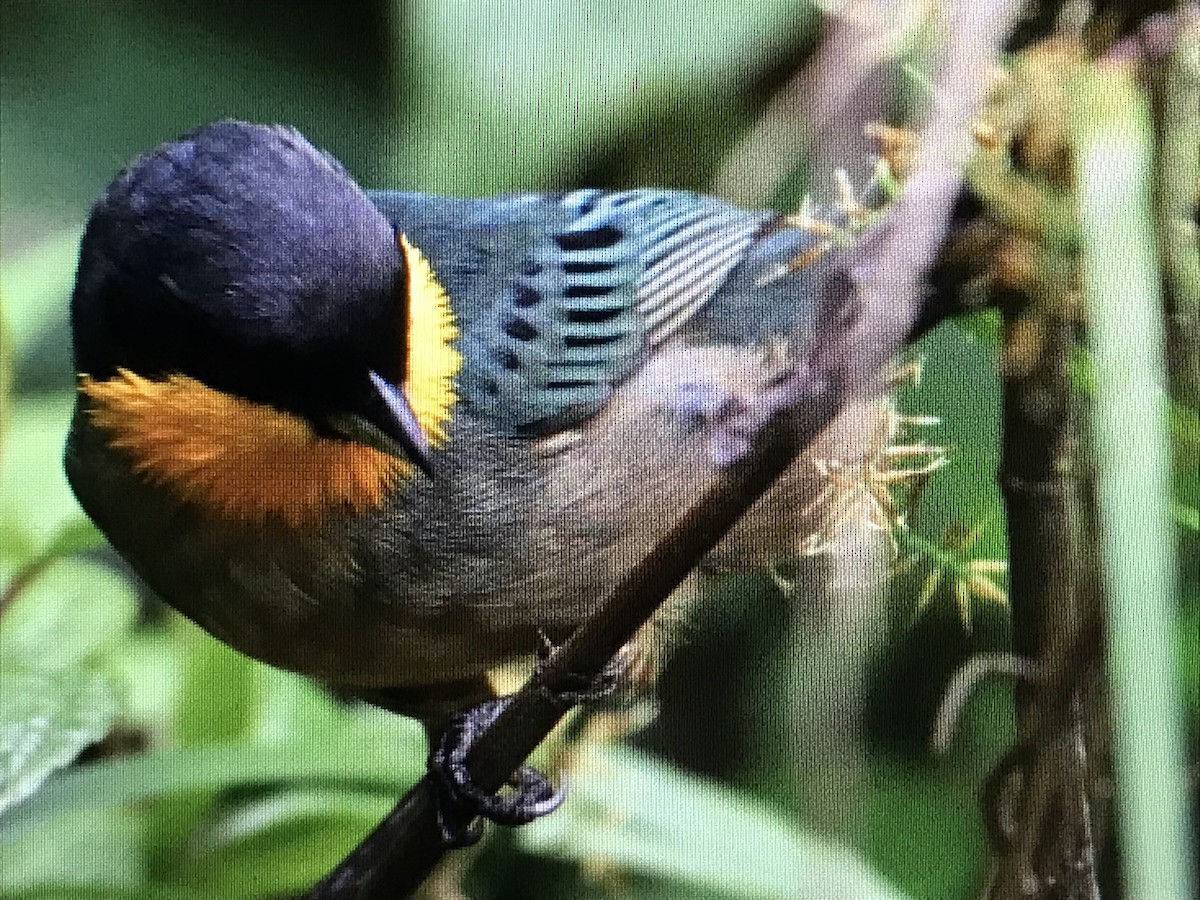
[930,652,1038,755]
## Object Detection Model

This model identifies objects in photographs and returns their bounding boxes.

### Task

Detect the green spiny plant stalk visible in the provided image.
[1073,67,1198,900]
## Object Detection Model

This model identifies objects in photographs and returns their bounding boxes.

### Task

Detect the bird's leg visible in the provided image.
[532,627,626,704]
[426,695,566,847]
[433,641,627,845]
[357,677,559,845]
[665,340,820,468]
[427,632,630,846]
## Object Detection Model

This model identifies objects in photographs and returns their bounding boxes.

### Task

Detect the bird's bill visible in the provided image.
[368,370,433,476]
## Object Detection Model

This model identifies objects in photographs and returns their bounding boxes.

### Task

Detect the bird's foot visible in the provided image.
[671,360,825,467]
[533,630,625,707]
[428,697,565,848]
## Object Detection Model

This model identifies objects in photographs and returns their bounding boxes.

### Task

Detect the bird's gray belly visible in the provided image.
[63,404,510,688]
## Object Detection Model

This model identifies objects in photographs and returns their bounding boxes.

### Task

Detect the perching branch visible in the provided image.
[307,2,1023,896]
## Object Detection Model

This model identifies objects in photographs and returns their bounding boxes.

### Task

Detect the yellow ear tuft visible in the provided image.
[399,233,462,447]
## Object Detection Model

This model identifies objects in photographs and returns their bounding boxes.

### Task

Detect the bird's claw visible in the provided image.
[428,697,565,848]
[533,629,626,707]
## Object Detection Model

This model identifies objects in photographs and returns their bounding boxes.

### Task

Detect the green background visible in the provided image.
[1,2,1193,899]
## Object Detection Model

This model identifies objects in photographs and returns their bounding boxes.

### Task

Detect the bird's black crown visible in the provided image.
[71,119,405,423]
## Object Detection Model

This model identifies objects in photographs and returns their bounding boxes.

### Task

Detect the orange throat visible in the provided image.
[81,233,462,528]
[81,370,408,527]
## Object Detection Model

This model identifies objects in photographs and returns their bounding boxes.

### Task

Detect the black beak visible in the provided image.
[368,371,434,477]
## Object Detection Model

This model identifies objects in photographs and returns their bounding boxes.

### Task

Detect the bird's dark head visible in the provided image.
[71,121,461,525]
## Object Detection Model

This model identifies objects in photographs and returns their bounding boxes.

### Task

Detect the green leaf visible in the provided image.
[0,807,144,893]
[1179,603,1198,716]
[520,744,911,900]
[1174,500,1200,533]
[0,662,121,816]
[906,323,1008,563]
[0,554,134,817]
[1074,70,1198,900]
[171,620,267,748]
[0,299,12,454]
[251,664,354,744]
[0,231,81,371]
[0,394,80,550]
[180,788,396,897]
[0,558,138,671]
[0,516,102,609]
[26,517,103,567]
[860,756,993,900]
[104,627,186,744]
[0,728,425,841]
[950,310,1002,349]
[394,0,818,194]
[0,887,212,900]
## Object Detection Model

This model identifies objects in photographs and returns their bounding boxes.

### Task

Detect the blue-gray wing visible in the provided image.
[367,188,772,434]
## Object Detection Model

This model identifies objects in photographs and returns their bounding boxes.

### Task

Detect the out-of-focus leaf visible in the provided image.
[0,515,101,597]
[0,662,120,816]
[951,310,1002,349]
[1181,608,1198,717]
[0,887,212,900]
[172,620,265,748]
[0,558,137,671]
[251,665,356,744]
[1,297,12,451]
[165,615,418,748]
[0,807,143,893]
[1075,72,1196,900]
[520,743,911,900]
[180,788,396,898]
[395,0,818,194]
[1171,401,1200,450]
[196,787,394,847]
[958,316,1200,454]
[905,323,1007,559]
[1072,349,1200,450]
[617,882,732,900]
[0,726,425,841]
[1174,500,1200,533]
[861,756,992,900]
[140,618,421,878]
[23,516,103,566]
[0,394,79,548]
[0,555,134,817]
[0,231,80,372]
[136,618,271,873]
[105,627,184,748]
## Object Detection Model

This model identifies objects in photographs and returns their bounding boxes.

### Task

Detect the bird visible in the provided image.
[64,119,887,741]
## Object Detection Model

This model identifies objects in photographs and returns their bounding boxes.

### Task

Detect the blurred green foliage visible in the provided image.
[1,2,1195,899]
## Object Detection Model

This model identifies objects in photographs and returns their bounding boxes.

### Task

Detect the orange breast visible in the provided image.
[81,369,407,527]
